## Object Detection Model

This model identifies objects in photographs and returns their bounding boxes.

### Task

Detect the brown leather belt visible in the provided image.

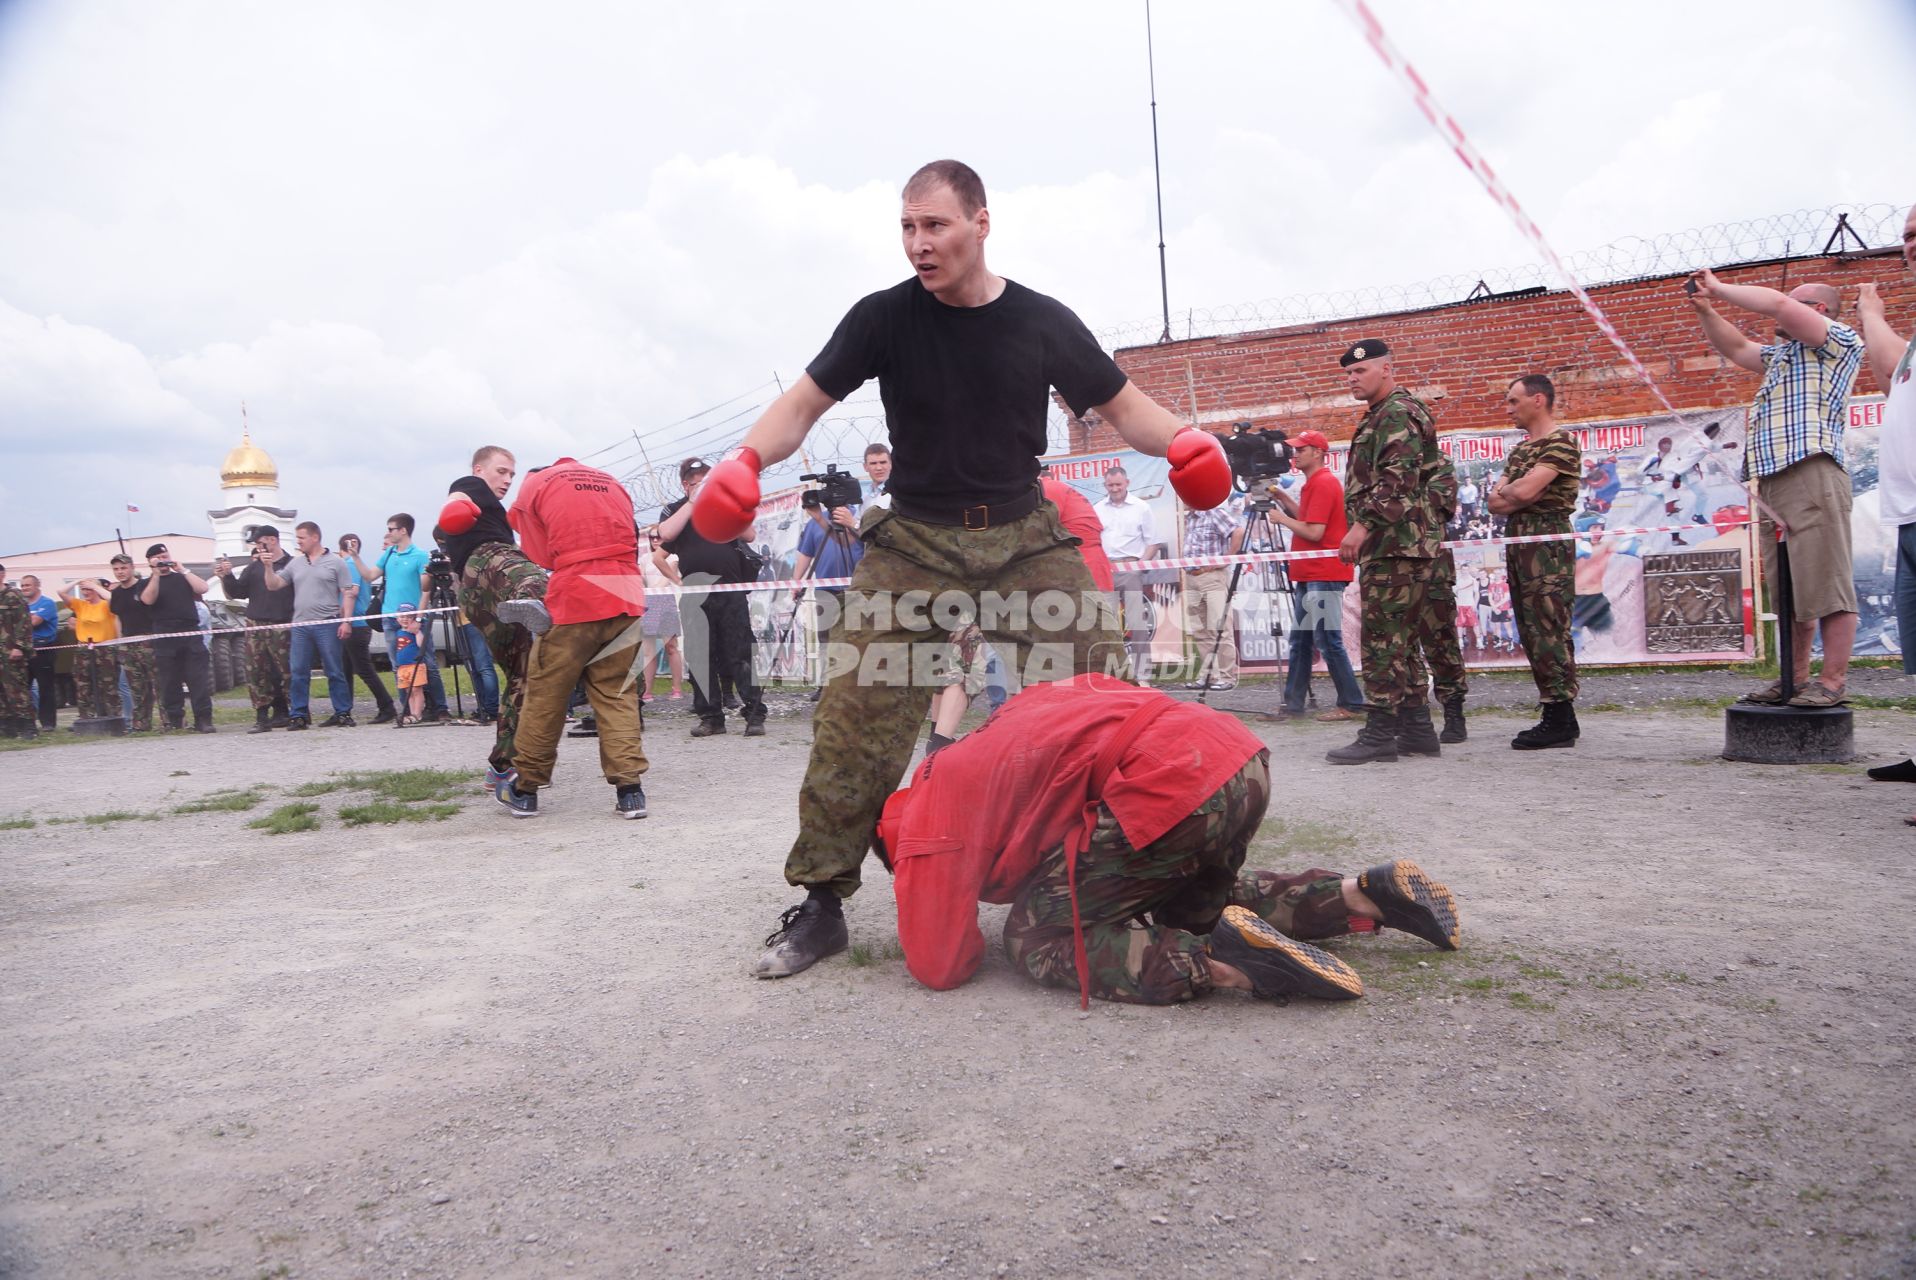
[890,485,1043,530]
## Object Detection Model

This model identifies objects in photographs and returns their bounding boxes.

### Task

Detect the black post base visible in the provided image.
[1722,703,1853,764]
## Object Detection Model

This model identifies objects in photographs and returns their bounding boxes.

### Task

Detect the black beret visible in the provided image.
[1338,338,1391,368]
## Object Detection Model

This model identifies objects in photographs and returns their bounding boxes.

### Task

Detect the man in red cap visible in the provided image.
[874,674,1461,1007]
[491,457,650,819]
[1266,429,1366,721]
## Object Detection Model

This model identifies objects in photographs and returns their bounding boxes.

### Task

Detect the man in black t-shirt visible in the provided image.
[106,553,158,732]
[440,445,551,786]
[686,159,1234,979]
[137,542,215,732]
[658,457,767,735]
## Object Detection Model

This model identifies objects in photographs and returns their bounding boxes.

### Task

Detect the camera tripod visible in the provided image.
[774,518,859,691]
[1192,494,1296,705]
[424,570,471,721]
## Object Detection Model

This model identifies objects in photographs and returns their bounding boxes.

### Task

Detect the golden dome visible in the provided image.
[220,428,278,489]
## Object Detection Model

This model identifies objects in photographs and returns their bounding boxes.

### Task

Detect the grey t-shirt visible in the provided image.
[283,551,354,622]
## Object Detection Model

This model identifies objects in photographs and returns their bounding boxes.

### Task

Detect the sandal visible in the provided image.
[396,714,419,728]
[1787,683,1847,708]
[1737,681,1785,705]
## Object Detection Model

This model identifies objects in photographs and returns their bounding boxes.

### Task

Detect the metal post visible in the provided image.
[1775,536,1795,704]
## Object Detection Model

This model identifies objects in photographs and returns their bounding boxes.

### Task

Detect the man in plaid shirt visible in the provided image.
[1688,267,1863,707]
[1181,495,1245,689]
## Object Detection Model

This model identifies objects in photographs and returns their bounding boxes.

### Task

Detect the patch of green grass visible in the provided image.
[1798,1184,1832,1203]
[248,802,321,835]
[847,943,875,968]
[311,768,469,803]
[0,816,36,830]
[169,769,191,777]
[1516,962,1566,980]
[286,779,348,797]
[1661,970,1691,984]
[84,809,161,825]
[1591,972,1645,990]
[173,788,267,815]
[1507,991,1555,1012]
[1254,817,1357,858]
[337,800,459,827]
[1458,977,1504,992]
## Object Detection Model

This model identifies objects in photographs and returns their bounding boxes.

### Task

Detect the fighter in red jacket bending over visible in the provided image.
[874,674,1462,1007]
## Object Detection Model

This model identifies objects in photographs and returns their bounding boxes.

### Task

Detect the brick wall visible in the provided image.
[1073,250,1916,451]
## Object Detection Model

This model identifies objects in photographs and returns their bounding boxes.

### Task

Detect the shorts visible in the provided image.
[1756,453,1857,622]
[396,662,428,689]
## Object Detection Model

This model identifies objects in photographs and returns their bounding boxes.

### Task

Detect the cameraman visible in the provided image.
[1265,430,1365,722]
[359,513,452,724]
[137,542,216,733]
[215,525,294,733]
[791,472,865,699]
[659,456,767,737]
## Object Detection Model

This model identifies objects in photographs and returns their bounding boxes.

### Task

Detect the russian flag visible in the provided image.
[126,503,140,514]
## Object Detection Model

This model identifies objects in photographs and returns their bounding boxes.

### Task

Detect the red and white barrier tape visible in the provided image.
[667,517,1753,595]
[1331,0,1779,528]
[33,606,459,652]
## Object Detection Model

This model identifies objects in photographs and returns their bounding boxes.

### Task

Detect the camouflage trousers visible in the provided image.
[786,503,1124,898]
[243,621,292,710]
[122,644,156,731]
[1419,549,1467,705]
[73,646,122,720]
[1002,754,1354,1005]
[0,651,31,722]
[1358,557,1436,710]
[1507,541,1578,703]
[459,542,548,773]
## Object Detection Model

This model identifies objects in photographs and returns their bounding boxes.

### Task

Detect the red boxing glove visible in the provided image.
[1166,427,1231,510]
[438,493,481,535]
[691,446,763,542]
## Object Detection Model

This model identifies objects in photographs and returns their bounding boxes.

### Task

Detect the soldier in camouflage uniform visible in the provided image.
[683,161,1234,981]
[0,566,38,738]
[107,555,157,732]
[216,531,294,731]
[1488,374,1582,749]
[875,676,1462,1007]
[1329,338,1457,765]
[440,446,551,782]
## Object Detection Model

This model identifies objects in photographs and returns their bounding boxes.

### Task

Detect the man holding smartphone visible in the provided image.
[216,526,294,733]
[138,543,216,732]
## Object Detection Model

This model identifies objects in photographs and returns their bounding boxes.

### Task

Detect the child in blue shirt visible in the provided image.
[393,605,427,726]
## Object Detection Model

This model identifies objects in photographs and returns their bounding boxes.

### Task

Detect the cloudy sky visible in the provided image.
[1,0,1911,554]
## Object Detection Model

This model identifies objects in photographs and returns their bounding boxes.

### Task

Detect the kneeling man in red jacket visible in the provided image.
[875,674,1461,1008]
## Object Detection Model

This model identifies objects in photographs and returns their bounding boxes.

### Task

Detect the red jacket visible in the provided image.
[1042,478,1114,592]
[881,675,1264,1005]
[509,458,645,626]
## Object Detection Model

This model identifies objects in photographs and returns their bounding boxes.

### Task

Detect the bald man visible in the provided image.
[1687,269,1864,708]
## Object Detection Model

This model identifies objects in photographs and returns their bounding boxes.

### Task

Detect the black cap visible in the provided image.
[1339,338,1391,368]
[145,543,169,559]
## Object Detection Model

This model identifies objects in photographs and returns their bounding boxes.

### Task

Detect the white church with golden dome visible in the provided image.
[208,415,297,559]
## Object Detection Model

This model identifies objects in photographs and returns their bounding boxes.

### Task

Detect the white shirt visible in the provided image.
[1094,494,1157,560]
[1879,339,1916,527]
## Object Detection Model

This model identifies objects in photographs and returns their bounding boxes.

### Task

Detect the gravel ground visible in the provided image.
[2,686,1913,1279]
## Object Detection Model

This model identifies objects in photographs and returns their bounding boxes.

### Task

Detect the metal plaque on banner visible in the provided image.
[1643,550,1742,653]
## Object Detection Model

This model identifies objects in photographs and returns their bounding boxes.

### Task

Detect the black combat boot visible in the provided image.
[266,700,291,730]
[1325,707,1400,766]
[247,707,274,734]
[1395,703,1442,757]
[1512,700,1579,750]
[1439,696,1466,744]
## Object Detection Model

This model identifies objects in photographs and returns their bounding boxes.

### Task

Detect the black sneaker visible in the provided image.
[1868,758,1916,783]
[567,716,599,738]
[754,898,848,978]
[319,713,356,728]
[1208,906,1363,1000]
[494,776,538,818]
[285,716,310,731]
[1356,860,1461,950]
[193,724,216,735]
[690,720,726,737]
[614,783,647,819]
[371,708,397,725]
[496,598,553,637]
[743,721,766,738]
